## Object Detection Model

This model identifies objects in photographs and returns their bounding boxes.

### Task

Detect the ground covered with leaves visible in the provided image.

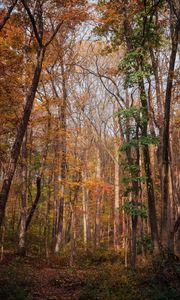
[0,250,180,300]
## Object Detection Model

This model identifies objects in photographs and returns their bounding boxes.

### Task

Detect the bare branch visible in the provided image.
[75,63,125,109]
[94,56,125,108]
[21,0,42,46]
[44,21,64,48]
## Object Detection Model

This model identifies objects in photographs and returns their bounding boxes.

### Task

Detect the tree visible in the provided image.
[0,0,86,227]
[161,0,180,248]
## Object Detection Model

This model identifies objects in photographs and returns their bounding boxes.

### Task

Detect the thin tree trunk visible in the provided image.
[114,139,120,251]
[0,221,5,261]
[45,171,52,259]
[25,176,41,231]
[55,56,67,254]
[70,190,78,266]
[95,148,101,248]
[131,215,138,270]
[82,170,89,250]
[53,140,59,240]
[18,138,28,256]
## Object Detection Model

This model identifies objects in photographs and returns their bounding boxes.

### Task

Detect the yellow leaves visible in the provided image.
[66,180,82,188]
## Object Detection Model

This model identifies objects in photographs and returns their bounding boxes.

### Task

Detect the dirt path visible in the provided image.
[0,253,87,300]
[31,267,84,300]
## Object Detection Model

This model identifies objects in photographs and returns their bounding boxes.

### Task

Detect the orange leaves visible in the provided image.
[0,20,24,141]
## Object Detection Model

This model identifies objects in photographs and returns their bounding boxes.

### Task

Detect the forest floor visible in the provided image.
[0,250,180,300]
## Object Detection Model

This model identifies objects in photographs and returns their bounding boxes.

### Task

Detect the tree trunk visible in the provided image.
[131,215,138,270]
[53,140,60,240]
[25,176,41,231]
[139,79,160,254]
[82,170,89,250]
[0,221,5,261]
[18,138,28,256]
[95,148,101,248]
[114,139,120,251]
[55,56,67,254]
[45,171,52,259]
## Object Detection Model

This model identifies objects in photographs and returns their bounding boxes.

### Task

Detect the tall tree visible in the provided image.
[0,0,64,226]
[161,0,180,248]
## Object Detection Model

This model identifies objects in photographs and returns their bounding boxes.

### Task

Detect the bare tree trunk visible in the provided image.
[45,171,52,259]
[168,166,175,253]
[114,139,120,251]
[95,148,101,248]
[82,170,89,251]
[0,221,5,261]
[25,176,41,231]
[55,56,67,254]
[70,205,76,266]
[18,138,28,256]
[122,197,126,250]
[53,140,60,241]
[107,211,110,248]
[131,215,138,270]
[124,215,129,268]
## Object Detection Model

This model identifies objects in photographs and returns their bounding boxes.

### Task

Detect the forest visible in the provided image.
[0,0,180,299]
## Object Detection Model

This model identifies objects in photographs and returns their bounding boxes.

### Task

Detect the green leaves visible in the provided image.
[122,201,148,218]
[121,176,147,184]
[120,139,138,151]
[139,135,159,146]
[120,135,159,151]
[116,107,146,118]
[119,50,153,87]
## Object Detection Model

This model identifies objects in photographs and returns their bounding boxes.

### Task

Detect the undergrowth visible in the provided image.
[0,250,179,300]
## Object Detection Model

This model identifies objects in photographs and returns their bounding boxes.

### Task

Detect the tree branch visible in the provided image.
[44,21,64,48]
[25,176,41,231]
[21,0,42,46]
[0,0,18,31]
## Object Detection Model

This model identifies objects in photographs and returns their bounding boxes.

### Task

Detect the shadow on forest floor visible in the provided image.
[0,250,180,300]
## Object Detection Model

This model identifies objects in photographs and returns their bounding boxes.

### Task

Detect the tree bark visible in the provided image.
[131,215,138,270]
[18,138,28,256]
[95,148,101,248]
[139,79,160,254]
[114,139,120,251]
[82,170,89,251]
[25,176,41,231]
[55,55,67,253]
